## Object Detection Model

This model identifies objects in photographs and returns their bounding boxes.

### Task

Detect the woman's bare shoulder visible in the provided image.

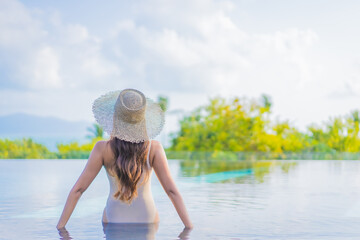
[94,140,114,165]
[94,140,108,151]
[149,140,166,166]
[150,140,165,166]
[151,140,164,153]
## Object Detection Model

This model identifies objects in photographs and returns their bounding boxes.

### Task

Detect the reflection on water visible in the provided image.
[180,159,298,183]
[102,222,159,240]
[2,159,360,239]
[57,223,192,240]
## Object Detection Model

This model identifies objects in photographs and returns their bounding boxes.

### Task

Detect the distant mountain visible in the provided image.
[0,113,94,151]
[0,113,92,136]
[0,112,172,150]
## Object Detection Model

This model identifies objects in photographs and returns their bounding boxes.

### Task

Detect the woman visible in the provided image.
[56,88,193,231]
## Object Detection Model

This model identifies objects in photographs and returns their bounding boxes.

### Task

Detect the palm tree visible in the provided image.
[351,110,360,123]
[86,123,104,139]
[261,94,272,110]
[157,95,169,112]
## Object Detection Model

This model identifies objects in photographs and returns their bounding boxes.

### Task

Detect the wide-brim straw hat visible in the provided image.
[92,88,165,143]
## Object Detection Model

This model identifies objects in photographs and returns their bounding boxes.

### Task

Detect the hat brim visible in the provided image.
[92,90,165,143]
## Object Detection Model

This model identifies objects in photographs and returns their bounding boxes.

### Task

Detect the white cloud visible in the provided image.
[106,10,319,97]
[0,0,45,48]
[0,0,121,91]
[63,24,90,45]
[0,0,320,94]
[1,0,360,135]
[31,46,61,88]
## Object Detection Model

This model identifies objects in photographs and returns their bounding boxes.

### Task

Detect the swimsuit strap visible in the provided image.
[146,140,152,169]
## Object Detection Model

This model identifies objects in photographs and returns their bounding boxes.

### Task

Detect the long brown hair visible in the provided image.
[107,136,151,204]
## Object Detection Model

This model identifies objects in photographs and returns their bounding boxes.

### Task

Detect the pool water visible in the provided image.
[1,159,360,239]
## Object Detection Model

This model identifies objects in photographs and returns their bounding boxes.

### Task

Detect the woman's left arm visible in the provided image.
[56,141,105,229]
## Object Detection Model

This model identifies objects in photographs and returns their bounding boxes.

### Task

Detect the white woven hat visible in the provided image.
[92,88,165,143]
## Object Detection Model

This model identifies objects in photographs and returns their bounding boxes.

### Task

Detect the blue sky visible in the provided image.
[1,0,360,134]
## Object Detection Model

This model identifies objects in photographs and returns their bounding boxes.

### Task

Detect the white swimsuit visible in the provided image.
[103,140,158,223]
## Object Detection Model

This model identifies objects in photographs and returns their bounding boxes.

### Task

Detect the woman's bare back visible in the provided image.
[57,139,192,229]
[101,140,160,223]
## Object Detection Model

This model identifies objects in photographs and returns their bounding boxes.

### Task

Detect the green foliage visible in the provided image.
[86,123,104,139]
[55,123,105,159]
[169,96,360,158]
[169,96,307,154]
[56,137,103,159]
[0,138,56,159]
[0,136,104,159]
[157,95,169,112]
[306,110,360,153]
[178,159,298,182]
[2,96,360,160]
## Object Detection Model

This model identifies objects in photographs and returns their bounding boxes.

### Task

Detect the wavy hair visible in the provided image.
[107,136,151,204]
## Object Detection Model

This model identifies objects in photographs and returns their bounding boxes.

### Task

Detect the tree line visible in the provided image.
[1,94,360,160]
[167,94,360,160]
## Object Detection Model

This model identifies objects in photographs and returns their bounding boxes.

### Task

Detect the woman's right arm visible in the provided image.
[152,140,193,229]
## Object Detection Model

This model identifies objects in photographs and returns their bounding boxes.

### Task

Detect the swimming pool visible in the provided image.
[1,159,360,239]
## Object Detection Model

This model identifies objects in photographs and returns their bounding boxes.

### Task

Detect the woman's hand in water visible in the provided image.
[152,141,193,231]
[57,227,72,240]
[56,141,104,232]
[178,226,193,240]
